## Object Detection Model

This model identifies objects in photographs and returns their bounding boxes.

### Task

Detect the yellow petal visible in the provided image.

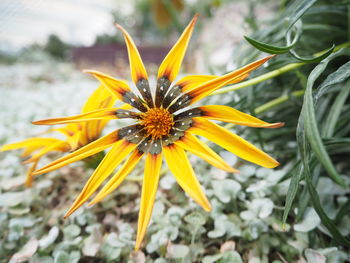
[163,144,211,211]
[1,138,61,152]
[32,131,119,176]
[114,24,154,107]
[115,24,148,83]
[32,108,118,125]
[82,88,114,142]
[157,14,198,82]
[177,74,249,93]
[199,105,284,128]
[23,140,70,164]
[83,70,131,100]
[188,55,275,103]
[88,149,143,206]
[25,161,39,188]
[66,130,82,151]
[64,140,137,218]
[81,85,116,114]
[174,133,239,173]
[135,153,162,251]
[189,118,280,168]
[85,70,148,111]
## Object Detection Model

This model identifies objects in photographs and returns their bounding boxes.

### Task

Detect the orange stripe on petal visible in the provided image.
[32,131,119,176]
[174,133,239,173]
[135,153,162,251]
[189,118,280,168]
[164,144,211,211]
[157,14,198,82]
[188,55,275,103]
[64,140,137,218]
[32,108,118,126]
[115,24,148,83]
[88,149,143,205]
[200,105,284,128]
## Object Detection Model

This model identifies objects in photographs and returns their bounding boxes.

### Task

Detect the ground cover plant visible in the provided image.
[0,0,349,262]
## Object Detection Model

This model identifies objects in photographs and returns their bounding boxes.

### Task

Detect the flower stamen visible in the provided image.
[141,108,174,139]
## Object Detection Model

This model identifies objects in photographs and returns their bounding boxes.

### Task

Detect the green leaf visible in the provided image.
[303,51,349,186]
[288,44,335,63]
[285,0,317,31]
[282,164,303,226]
[244,0,316,55]
[296,54,350,246]
[323,80,350,138]
[244,35,297,54]
[53,251,70,263]
[184,211,206,226]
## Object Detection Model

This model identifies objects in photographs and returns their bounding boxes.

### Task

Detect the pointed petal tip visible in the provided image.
[192,13,200,23]
[114,23,128,34]
[229,167,240,174]
[203,202,212,212]
[82,69,94,74]
[22,159,33,165]
[265,159,280,168]
[114,22,122,30]
[86,201,95,207]
[261,122,285,128]
[63,209,74,219]
[31,120,41,125]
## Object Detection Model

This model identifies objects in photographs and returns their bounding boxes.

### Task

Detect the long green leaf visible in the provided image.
[303,52,349,186]
[297,108,350,246]
[244,35,298,54]
[323,80,350,138]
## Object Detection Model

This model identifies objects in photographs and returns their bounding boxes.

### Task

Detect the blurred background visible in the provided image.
[1,0,350,262]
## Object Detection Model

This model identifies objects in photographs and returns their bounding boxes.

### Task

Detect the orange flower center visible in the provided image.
[141,108,174,139]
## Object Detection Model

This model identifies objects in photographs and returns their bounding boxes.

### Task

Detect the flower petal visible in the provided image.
[199,105,284,128]
[81,85,116,113]
[135,153,162,250]
[177,74,248,93]
[32,108,118,125]
[174,133,238,173]
[167,56,274,113]
[187,55,274,103]
[26,161,39,187]
[88,149,144,205]
[157,14,198,83]
[155,14,198,106]
[163,144,211,211]
[84,70,148,111]
[23,140,70,164]
[115,24,154,107]
[32,131,119,176]
[189,118,280,168]
[66,130,82,150]
[81,85,117,142]
[64,140,137,218]
[0,138,61,152]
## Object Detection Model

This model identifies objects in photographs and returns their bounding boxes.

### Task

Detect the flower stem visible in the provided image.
[211,41,350,96]
[255,89,305,114]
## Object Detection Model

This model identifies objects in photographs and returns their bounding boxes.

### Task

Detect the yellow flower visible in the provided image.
[1,86,117,186]
[31,15,283,250]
